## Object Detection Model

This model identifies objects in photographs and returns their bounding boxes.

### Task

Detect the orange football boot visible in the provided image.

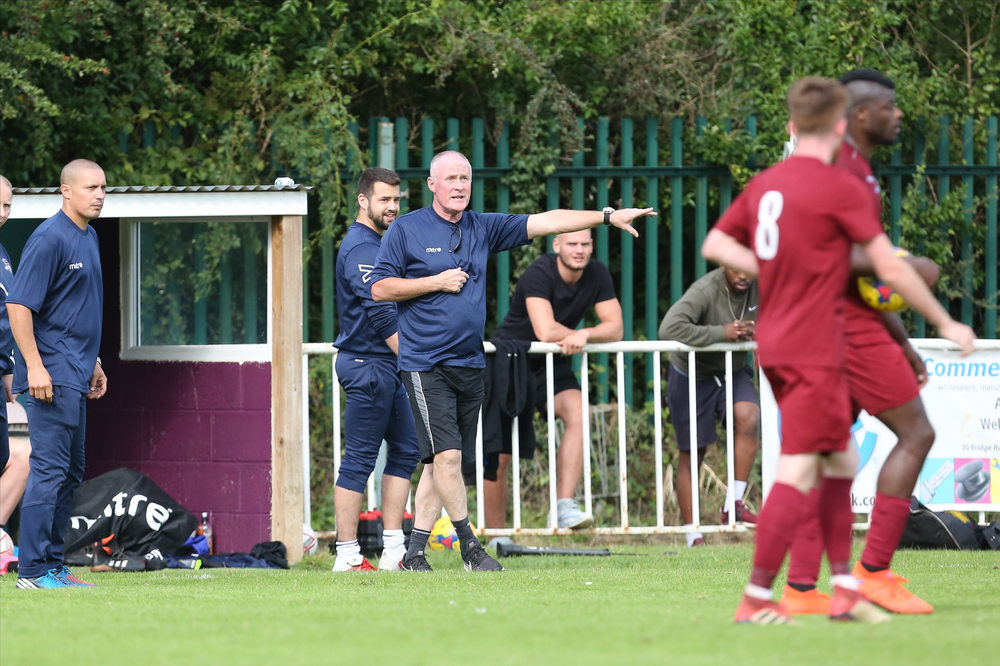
[734,596,795,625]
[852,562,934,614]
[829,585,891,623]
[779,585,832,615]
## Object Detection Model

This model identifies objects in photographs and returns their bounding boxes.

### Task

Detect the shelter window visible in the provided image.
[122,218,270,361]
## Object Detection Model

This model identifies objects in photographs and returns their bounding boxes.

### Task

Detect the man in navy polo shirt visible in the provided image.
[331,167,421,573]
[8,159,108,589]
[371,150,656,571]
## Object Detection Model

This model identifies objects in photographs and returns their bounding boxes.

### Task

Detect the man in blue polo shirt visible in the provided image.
[331,167,421,573]
[8,159,108,589]
[371,150,656,571]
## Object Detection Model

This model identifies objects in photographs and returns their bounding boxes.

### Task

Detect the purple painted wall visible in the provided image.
[83,219,273,553]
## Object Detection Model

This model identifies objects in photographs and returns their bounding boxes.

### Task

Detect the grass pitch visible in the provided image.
[1,539,997,666]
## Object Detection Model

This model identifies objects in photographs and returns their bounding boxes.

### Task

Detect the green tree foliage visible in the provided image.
[1,0,996,321]
[3,0,997,197]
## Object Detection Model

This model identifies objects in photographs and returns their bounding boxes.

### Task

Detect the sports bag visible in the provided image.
[63,467,197,565]
[897,497,981,550]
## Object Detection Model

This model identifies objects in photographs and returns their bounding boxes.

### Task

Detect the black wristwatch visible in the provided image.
[602,206,615,225]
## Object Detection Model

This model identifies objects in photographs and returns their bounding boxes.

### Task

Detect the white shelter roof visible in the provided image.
[8,185,310,219]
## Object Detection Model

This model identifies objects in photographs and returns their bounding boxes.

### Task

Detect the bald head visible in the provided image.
[60,159,106,226]
[429,151,471,180]
[61,159,104,187]
[0,175,12,228]
[427,151,472,220]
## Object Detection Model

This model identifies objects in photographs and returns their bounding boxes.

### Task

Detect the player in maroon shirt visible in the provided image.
[702,76,976,625]
[782,69,946,616]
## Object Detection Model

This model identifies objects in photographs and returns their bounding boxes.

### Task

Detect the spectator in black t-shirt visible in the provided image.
[488,229,623,530]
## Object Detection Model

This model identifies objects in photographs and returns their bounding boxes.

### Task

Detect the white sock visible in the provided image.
[725,481,749,506]
[335,539,360,558]
[684,525,704,547]
[382,529,405,552]
[744,583,773,601]
[831,574,860,591]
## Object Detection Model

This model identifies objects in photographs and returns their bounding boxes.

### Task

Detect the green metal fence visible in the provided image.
[307,114,999,407]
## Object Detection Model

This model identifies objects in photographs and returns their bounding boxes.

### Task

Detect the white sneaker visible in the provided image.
[378,546,407,571]
[332,553,375,572]
[556,499,594,529]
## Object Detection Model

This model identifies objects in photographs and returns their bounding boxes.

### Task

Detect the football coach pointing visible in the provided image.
[370,150,655,571]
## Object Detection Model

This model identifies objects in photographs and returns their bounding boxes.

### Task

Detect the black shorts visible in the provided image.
[666,363,758,452]
[491,354,581,458]
[401,365,485,464]
[529,354,581,410]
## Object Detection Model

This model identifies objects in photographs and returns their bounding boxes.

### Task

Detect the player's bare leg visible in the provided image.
[430,449,468,523]
[400,463,441,571]
[431,449,502,570]
[376,473,412,570]
[854,397,935,613]
[333,486,365,544]
[412,463,441,532]
[379,474,410,533]
[332,485,376,572]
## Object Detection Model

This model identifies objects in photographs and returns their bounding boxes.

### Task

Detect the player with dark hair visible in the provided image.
[782,69,945,616]
[658,265,760,547]
[332,167,421,572]
[703,76,975,624]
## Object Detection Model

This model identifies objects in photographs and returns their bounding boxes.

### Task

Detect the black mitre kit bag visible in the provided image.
[63,467,197,566]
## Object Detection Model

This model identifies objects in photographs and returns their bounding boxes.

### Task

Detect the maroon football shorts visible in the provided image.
[764,364,852,454]
[846,333,921,417]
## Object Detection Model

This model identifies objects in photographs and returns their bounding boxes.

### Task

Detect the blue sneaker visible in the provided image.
[16,569,70,589]
[53,565,96,587]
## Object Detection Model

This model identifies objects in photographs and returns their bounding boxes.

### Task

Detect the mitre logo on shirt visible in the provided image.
[68,261,84,270]
[1,258,10,273]
[866,175,881,195]
[426,247,443,253]
[357,263,374,283]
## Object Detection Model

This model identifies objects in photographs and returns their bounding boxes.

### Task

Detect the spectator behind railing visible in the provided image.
[658,266,761,547]
[485,228,624,533]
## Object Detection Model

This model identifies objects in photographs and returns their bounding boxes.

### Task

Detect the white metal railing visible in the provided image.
[302,339,758,537]
[304,338,1000,536]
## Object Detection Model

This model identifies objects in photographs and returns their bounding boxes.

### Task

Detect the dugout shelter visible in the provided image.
[7,185,308,561]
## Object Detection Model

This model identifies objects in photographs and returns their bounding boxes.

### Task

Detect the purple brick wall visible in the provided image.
[82,219,274,554]
[86,361,272,553]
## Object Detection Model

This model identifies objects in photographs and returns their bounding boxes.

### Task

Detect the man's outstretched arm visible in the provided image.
[526,208,655,240]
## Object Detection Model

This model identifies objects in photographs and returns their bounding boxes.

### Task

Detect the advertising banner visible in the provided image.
[761,340,1000,514]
